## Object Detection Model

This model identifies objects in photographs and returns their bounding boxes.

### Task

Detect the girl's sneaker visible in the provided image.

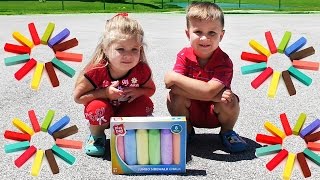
[85,134,106,156]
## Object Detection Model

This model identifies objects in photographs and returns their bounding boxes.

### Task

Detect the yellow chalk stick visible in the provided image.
[41,22,55,45]
[249,39,271,57]
[31,150,44,176]
[293,113,307,135]
[136,129,149,165]
[267,71,281,98]
[282,153,296,180]
[12,118,35,136]
[31,62,44,90]
[12,31,34,48]
[264,121,286,139]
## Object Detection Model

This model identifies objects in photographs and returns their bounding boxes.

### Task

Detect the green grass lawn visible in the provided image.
[0,0,319,15]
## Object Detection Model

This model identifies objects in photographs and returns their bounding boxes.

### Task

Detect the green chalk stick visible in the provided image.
[41,109,55,132]
[255,144,282,157]
[288,66,312,86]
[4,141,30,153]
[51,58,75,78]
[148,129,161,165]
[4,54,30,66]
[293,113,307,135]
[278,31,292,53]
[241,62,267,75]
[52,145,75,165]
[41,22,55,45]
[303,148,320,166]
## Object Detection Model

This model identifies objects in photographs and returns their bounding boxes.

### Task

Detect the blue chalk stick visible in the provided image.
[285,37,307,56]
[4,141,30,153]
[4,54,30,66]
[48,115,70,135]
[124,130,137,165]
[300,119,320,138]
[48,28,70,48]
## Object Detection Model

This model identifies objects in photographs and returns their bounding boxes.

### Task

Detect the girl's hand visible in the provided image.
[123,87,143,103]
[221,89,234,103]
[106,81,124,100]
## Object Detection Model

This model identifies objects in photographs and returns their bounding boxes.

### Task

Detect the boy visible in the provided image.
[164,2,247,153]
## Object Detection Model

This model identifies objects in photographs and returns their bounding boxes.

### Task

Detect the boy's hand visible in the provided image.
[105,81,124,100]
[123,87,143,103]
[221,89,234,103]
[164,71,177,89]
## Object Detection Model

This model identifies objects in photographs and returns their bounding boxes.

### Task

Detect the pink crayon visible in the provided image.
[161,129,173,164]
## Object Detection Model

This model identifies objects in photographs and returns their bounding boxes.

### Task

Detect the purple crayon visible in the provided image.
[300,119,320,138]
[48,28,70,47]
[161,129,173,164]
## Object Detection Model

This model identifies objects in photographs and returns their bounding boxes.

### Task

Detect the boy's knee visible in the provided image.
[167,92,190,114]
[84,99,114,125]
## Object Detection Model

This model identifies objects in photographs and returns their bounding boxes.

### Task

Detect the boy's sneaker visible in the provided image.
[85,134,106,156]
[220,130,247,153]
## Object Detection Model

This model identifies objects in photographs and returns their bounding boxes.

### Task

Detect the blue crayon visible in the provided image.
[300,119,320,138]
[48,28,70,47]
[285,37,307,56]
[124,130,137,165]
[161,129,173,164]
[48,115,70,135]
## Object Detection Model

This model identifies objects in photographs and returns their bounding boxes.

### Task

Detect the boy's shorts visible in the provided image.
[84,95,154,125]
[188,94,239,128]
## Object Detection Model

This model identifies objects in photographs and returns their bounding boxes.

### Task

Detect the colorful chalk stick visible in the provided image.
[289,46,315,60]
[292,60,319,71]
[28,23,40,45]
[266,149,288,171]
[255,144,282,157]
[282,153,296,180]
[12,118,35,136]
[45,62,59,87]
[45,149,59,174]
[297,152,311,178]
[51,58,75,78]
[41,22,55,45]
[241,62,267,75]
[4,130,31,141]
[116,136,125,161]
[52,145,76,165]
[256,134,282,145]
[300,119,320,138]
[161,129,173,164]
[52,38,78,52]
[48,28,70,47]
[55,138,83,149]
[124,130,137,165]
[241,52,268,63]
[303,148,320,166]
[249,39,271,57]
[264,121,286,139]
[284,37,307,56]
[12,31,34,48]
[173,133,181,165]
[31,150,44,176]
[307,142,320,151]
[28,110,40,132]
[14,145,37,168]
[14,58,37,80]
[4,141,30,153]
[251,67,273,89]
[280,113,292,136]
[282,70,296,96]
[278,31,291,53]
[136,129,149,165]
[4,43,31,54]
[265,31,277,54]
[52,125,78,139]
[148,129,161,165]
[267,71,281,98]
[30,62,44,90]
[48,115,70,135]
[4,54,30,66]
[55,51,83,62]
[292,113,307,135]
[304,131,320,142]
[288,66,312,86]
[41,109,55,132]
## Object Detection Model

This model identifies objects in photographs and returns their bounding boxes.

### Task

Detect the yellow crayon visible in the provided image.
[249,39,271,57]
[282,153,296,180]
[267,71,281,98]
[31,62,44,90]
[31,150,44,176]
[264,121,286,139]
[12,31,34,48]
[12,118,34,136]
[293,113,307,135]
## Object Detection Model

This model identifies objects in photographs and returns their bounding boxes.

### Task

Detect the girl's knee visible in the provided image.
[84,99,114,125]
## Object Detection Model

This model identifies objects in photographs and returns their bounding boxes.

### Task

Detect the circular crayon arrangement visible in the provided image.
[240,31,318,98]
[3,22,82,90]
[255,113,320,179]
[3,110,82,176]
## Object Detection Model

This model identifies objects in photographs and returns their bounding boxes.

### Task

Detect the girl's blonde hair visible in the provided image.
[186,2,224,29]
[79,15,147,78]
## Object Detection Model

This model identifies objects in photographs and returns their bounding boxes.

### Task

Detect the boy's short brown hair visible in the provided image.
[186,2,224,29]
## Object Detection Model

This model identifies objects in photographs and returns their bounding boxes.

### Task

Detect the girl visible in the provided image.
[74,14,156,156]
